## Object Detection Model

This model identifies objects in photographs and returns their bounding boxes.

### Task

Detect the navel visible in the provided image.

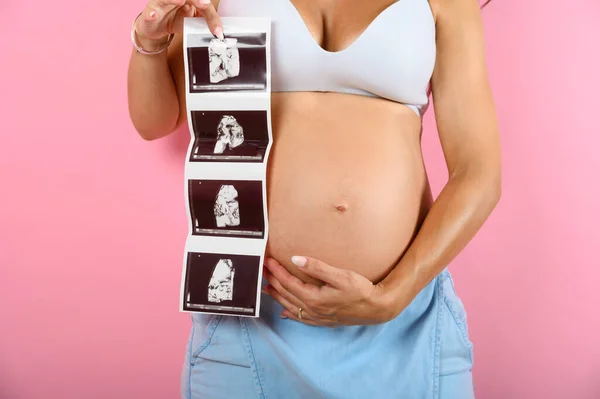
[332,203,350,213]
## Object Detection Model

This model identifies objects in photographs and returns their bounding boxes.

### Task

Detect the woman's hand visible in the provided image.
[262,256,410,327]
[134,0,223,51]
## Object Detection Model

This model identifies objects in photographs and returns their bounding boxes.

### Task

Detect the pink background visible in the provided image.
[1,0,599,398]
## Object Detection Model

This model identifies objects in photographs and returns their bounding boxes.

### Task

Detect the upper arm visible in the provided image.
[167,34,187,129]
[429,0,501,180]
[167,0,222,129]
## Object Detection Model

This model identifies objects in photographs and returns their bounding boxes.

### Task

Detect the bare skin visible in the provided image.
[265,93,428,286]
[128,0,501,326]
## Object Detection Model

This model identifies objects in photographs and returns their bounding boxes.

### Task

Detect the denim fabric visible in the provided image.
[181,269,474,399]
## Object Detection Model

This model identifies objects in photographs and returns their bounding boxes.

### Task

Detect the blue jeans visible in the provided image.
[181,269,475,398]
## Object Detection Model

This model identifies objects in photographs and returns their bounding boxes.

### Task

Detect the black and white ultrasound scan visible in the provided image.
[181,17,271,317]
[189,110,269,162]
[182,252,261,316]
[187,179,265,239]
[186,32,267,93]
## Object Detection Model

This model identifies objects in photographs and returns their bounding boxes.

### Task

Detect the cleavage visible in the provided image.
[288,0,400,53]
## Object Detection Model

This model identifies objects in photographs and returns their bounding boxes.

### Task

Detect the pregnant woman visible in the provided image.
[127,0,501,397]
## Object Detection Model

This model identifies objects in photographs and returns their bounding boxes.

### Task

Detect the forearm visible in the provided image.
[127,37,180,141]
[380,169,501,314]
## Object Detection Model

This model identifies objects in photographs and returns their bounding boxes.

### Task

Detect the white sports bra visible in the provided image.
[217,0,437,117]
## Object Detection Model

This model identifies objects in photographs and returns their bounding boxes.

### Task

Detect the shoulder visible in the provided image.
[427,0,483,25]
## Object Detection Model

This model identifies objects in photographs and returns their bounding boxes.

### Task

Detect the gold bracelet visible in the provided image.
[130,12,174,55]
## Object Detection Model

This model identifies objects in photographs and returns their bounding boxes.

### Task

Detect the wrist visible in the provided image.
[131,12,173,55]
[369,283,398,322]
[376,266,420,320]
[134,30,171,53]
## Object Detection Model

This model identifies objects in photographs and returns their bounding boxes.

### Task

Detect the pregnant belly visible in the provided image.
[265,93,431,285]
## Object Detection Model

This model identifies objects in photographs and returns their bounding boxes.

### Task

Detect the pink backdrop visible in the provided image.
[1,1,598,398]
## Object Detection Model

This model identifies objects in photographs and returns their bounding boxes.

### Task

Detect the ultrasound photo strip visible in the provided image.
[181,17,272,317]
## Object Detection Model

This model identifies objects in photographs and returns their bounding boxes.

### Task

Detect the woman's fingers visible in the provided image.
[195,1,224,39]
[265,284,311,318]
[138,0,192,38]
[264,285,321,326]
[263,268,337,325]
[137,0,223,39]
[171,4,197,34]
[146,0,184,20]
[265,285,304,317]
[136,1,178,39]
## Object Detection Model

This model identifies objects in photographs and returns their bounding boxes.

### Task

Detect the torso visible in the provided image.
[265,92,432,285]
[174,0,437,284]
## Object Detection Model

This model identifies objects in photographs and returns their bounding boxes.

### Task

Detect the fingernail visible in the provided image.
[199,0,211,3]
[291,256,307,267]
[214,26,224,40]
[280,314,288,319]
[261,289,268,295]
[148,10,156,18]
